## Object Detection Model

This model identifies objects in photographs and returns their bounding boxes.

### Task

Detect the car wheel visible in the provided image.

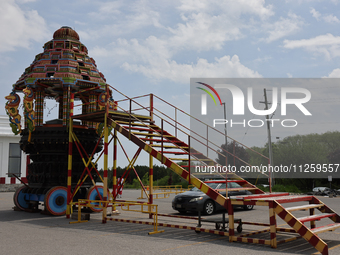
[203,200,215,215]
[177,210,186,214]
[243,204,254,210]
[237,225,243,233]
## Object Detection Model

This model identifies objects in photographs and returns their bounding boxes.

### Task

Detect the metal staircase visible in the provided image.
[230,193,340,254]
[107,99,266,199]
[72,87,340,254]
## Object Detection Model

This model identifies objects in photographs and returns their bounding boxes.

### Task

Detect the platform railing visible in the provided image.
[108,86,270,181]
[71,85,269,188]
[70,199,164,235]
[138,185,194,199]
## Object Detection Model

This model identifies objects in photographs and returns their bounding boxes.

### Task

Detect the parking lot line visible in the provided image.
[93,227,154,237]
[311,242,340,254]
[160,237,226,252]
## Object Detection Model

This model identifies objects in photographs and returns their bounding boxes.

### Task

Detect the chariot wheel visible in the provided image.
[86,186,104,212]
[13,186,29,211]
[44,186,67,216]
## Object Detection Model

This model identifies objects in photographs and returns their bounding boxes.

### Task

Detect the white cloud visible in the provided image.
[16,0,37,3]
[178,0,274,19]
[95,1,122,15]
[74,20,87,26]
[254,56,272,63]
[177,0,208,12]
[88,0,275,53]
[324,68,340,77]
[85,0,163,39]
[92,37,261,84]
[310,7,339,23]
[88,0,275,51]
[287,73,293,78]
[122,55,261,83]
[171,0,275,50]
[310,8,321,20]
[262,12,304,43]
[286,0,338,3]
[323,14,340,23]
[88,1,276,83]
[89,0,330,86]
[283,33,340,60]
[0,0,49,52]
[284,33,340,48]
[167,12,243,51]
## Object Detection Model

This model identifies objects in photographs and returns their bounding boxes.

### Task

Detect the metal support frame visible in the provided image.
[65,85,340,255]
[102,85,109,223]
[67,85,158,223]
[112,129,117,211]
[227,193,340,255]
[148,94,154,218]
[70,199,164,235]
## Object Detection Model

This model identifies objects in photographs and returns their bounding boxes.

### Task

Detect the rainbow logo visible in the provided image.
[196,82,222,106]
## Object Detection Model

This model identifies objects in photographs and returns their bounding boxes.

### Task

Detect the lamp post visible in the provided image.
[222,102,228,168]
[222,102,227,145]
[222,102,228,198]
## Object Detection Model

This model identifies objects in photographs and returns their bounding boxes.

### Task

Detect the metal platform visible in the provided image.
[72,109,152,124]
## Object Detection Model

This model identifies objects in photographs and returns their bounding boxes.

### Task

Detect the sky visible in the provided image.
[1,0,340,167]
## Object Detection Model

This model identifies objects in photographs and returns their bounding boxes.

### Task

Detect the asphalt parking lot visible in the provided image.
[1,189,340,255]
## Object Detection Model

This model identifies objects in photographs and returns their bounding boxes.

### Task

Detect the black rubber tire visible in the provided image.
[13,186,29,211]
[243,204,254,210]
[44,186,67,216]
[237,225,242,233]
[203,200,215,215]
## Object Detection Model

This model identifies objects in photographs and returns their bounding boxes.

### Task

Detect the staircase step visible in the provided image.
[160,151,188,155]
[132,132,173,137]
[285,204,324,212]
[169,158,214,161]
[112,116,154,124]
[273,195,313,203]
[116,120,156,127]
[122,126,154,131]
[312,223,340,234]
[150,144,189,149]
[140,138,171,143]
[229,180,247,183]
[217,187,258,192]
[297,213,336,223]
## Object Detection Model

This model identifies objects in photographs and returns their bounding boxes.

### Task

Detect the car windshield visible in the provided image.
[191,182,220,191]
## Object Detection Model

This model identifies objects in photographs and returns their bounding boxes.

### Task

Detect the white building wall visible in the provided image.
[0,115,26,184]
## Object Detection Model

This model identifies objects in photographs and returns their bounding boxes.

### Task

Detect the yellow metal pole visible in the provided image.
[66,92,74,218]
[113,129,117,212]
[149,94,154,218]
[269,201,277,248]
[102,87,109,223]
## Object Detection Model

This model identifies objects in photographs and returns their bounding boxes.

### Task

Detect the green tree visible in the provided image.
[216,142,250,169]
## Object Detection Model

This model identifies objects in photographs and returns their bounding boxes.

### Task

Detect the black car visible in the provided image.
[172,180,254,215]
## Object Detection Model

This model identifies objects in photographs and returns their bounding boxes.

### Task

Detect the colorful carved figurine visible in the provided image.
[23,85,35,141]
[5,91,22,135]
[98,92,106,110]
[98,91,117,111]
